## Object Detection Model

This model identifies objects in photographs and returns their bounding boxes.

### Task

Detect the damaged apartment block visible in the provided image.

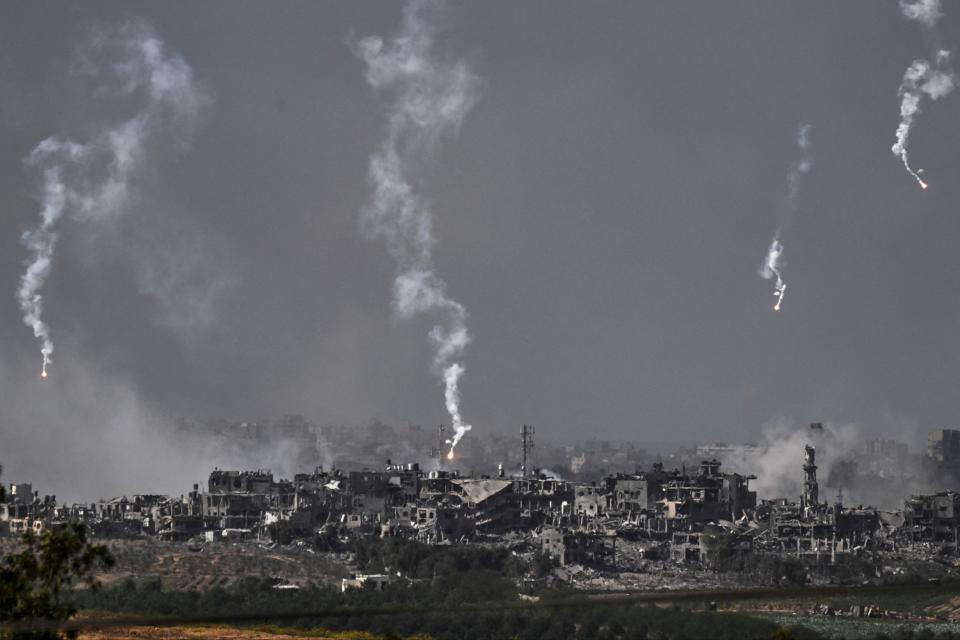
[6,421,960,585]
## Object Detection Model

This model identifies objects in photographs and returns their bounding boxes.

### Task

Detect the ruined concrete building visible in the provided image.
[928,429,960,470]
[903,491,960,542]
[542,526,616,566]
[8,420,960,575]
[604,460,756,538]
[801,444,819,516]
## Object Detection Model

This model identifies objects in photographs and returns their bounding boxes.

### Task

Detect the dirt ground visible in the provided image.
[93,539,353,590]
[78,625,342,639]
[926,594,960,620]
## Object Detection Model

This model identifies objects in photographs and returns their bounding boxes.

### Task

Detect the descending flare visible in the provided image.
[16,23,202,376]
[891,56,951,189]
[354,0,480,454]
[757,125,812,314]
[761,238,786,311]
[892,1,955,188]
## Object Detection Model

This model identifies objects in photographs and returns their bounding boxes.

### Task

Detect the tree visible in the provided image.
[0,493,114,639]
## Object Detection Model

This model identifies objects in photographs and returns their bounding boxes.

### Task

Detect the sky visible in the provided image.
[1,1,960,498]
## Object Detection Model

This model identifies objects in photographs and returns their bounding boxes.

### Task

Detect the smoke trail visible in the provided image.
[892,1,955,189]
[353,0,481,454]
[757,125,813,312]
[759,237,787,311]
[786,124,812,203]
[17,22,203,378]
[891,52,955,189]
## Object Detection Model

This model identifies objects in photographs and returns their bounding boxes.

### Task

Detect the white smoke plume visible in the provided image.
[892,51,955,189]
[713,418,937,509]
[892,1,955,189]
[0,351,337,503]
[900,0,943,28]
[758,124,813,312]
[786,123,812,203]
[17,22,204,377]
[353,0,481,454]
[717,419,860,502]
[759,236,787,311]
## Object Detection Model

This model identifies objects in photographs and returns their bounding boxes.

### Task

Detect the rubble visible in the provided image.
[6,421,960,593]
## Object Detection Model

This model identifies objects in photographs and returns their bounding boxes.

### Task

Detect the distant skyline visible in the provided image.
[1,1,959,497]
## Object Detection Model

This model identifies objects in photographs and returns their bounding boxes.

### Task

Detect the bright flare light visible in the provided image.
[446,451,454,461]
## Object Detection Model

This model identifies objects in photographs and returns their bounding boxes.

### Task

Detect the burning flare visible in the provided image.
[757,125,812,313]
[16,23,203,377]
[891,0,955,189]
[760,238,787,311]
[354,0,480,455]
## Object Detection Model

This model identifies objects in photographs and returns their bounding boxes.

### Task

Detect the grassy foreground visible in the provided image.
[77,624,428,639]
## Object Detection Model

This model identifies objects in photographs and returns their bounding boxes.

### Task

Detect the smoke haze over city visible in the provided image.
[2,2,960,499]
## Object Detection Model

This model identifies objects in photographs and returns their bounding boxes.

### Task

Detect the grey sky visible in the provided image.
[1,1,959,497]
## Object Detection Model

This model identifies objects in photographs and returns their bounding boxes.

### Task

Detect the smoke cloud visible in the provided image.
[0,352,205,502]
[16,22,204,377]
[757,124,813,312]
[892,1,955,189]
[719,419,858,502]
[900,0,943,28]
[0,350,337,503]
[353,0,481,453]
[714,418,940,510]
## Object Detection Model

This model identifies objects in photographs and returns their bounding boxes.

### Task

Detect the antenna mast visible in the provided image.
[521,424,535,477]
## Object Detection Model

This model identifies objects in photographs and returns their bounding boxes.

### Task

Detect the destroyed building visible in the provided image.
[903,491,960,542]
[928,429,960,471]
[542,526,616,567]
[756,444,881,558]
[603,459,756,539]
[8,421,960,579]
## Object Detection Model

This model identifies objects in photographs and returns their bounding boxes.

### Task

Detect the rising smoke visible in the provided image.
[353,0,481,454]
[892,0,956,189]
[719,419,858,502]
[0,351,206,502]
[758,124,813,311]
[715,418,938,510]
[16,22,204,378]
[0,348,338,502]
